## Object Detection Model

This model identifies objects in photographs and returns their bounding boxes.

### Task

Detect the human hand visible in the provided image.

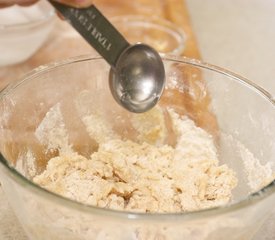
[0,0,93,8]
[0,0,37,7]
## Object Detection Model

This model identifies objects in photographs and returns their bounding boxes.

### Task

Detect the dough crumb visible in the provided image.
[33,108,237,213]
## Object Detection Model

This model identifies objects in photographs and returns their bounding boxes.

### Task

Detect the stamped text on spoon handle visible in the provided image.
[49,2,130,67]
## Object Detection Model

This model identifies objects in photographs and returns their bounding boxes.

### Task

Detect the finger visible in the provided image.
[0,0,17,7]
[54,0,93,8]
[0,3,13,8]
[0,0,38,7]
[17,0,39,6]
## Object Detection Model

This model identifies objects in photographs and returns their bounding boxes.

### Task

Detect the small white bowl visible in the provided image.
[0,0,55,67]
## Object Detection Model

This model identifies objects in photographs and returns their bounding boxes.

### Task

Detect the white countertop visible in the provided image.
[186,0,275,96]
[0,0,274,239]
[186,0,275,239]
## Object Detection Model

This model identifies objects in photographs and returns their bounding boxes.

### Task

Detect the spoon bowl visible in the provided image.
[109,43,165,113]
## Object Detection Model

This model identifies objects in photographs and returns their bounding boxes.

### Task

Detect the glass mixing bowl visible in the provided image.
[0,55,274,240]
[110,15,185,55]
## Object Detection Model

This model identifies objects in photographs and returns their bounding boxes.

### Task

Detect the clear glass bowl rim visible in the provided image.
[110,14,186,56]
[0,55,274,222]
[0,1,55,31]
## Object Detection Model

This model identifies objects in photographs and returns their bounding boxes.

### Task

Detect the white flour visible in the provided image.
[33,106,237,213]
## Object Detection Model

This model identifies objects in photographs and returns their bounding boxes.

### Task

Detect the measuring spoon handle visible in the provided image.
[49,1,130,68]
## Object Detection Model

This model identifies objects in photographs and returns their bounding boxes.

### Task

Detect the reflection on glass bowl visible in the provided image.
[110,15,186,56]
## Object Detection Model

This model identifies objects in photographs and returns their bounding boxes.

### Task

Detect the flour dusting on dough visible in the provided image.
[33,107,237,213]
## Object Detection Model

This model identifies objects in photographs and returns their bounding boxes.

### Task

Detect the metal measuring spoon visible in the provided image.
[49,2,165,113]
